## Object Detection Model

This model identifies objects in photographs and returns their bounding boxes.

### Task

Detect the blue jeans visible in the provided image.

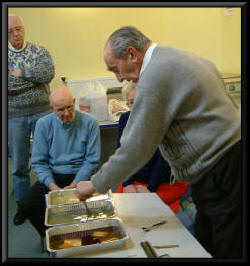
[8,110,51,204]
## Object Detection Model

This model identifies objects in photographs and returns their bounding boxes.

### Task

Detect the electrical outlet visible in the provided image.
[225,8,235,16]
[60,76,67,84]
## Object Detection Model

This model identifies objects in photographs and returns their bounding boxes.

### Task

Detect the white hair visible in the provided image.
[8,14,24,24]
[122,80,136,100]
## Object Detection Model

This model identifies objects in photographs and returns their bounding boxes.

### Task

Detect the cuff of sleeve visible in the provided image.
[73,174,89,183]
[45,177,55,188]
[91,172,111,194]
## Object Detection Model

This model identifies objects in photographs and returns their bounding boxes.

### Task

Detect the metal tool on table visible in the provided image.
[153,244,179,249]
[83,201,91,220]
[140,241,158,258]
[141,220,167,232]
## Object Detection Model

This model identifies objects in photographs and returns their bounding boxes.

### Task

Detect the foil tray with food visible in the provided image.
[46,217,129,258]
[45,199,115,227]
[47,188,112,207]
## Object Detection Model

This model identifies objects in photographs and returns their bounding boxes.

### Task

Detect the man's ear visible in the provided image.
[127,46,138,62]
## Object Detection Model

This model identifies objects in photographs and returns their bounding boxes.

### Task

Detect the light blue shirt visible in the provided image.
[31,110,101,187]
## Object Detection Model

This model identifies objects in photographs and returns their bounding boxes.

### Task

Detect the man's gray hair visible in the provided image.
[106,26,151,59]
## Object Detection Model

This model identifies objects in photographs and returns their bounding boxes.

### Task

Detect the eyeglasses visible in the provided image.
[55,105,74,116]
[8,26,23,35]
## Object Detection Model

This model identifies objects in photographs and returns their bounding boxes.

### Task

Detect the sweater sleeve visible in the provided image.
[31,119,55,187]
[91,75,170,194]
[73,119,101,183]
[19,46,55,84]
[8,74,35,95]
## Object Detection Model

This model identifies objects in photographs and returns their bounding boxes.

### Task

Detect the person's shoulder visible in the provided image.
[156,45,208,64]
[152,46,182,63]
[27,42,50,53]
[119,111,130,123]
[77,110,98,124]
[37,112,54,125]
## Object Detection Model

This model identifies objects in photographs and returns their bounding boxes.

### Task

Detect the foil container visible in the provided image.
[45,199,115,226]
[46,217,129,258]
[47,188,112,207]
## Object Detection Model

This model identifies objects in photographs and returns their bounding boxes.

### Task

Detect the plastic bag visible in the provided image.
[79,81,108,122]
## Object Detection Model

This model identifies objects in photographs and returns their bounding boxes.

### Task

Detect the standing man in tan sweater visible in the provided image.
[76,26,241,259]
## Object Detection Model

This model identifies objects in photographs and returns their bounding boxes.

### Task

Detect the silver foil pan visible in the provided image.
[47,188,112,207]
[46,217,129,258]
[45,199,115,226]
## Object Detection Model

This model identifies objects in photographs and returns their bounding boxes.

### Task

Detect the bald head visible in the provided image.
[50,86,76,123]
[50,86,74,105]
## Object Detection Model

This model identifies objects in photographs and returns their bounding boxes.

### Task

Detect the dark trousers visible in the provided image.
[191,141,242,259]
[19,173,75,238]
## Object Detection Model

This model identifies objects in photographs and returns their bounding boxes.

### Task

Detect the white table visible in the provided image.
[73,193,212,258]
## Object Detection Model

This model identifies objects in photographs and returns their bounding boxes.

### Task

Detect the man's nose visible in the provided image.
[64,109,70,115]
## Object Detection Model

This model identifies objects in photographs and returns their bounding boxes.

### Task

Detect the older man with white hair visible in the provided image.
[8,14,55,225]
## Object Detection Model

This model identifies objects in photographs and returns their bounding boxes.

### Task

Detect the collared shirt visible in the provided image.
[139,42,157,77]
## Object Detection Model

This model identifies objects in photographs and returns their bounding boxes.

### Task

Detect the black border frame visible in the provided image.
[2,1,248,264]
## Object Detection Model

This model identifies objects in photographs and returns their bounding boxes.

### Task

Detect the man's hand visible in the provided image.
[49,182,61,191]
[9,69,22,77]
[76,181,96,200]
[63,182,77,190]
[123,184,137,193]
[135,185,150,193]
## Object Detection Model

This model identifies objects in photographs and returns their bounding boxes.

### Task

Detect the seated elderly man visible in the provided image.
[18,86,101,238]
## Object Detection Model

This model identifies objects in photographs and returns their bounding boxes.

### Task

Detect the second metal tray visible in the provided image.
[47,188,112,207]
[45,199,115,226]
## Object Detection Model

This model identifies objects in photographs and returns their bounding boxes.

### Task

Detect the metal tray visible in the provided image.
[46,217,129,258]
[45,199,115,226]
[47,188,112,207]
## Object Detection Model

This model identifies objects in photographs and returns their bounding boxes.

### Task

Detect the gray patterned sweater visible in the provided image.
[8,42,55,118]
[92,46,241,193]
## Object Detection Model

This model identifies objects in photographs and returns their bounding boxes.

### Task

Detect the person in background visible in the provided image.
[18,86,101,238]
[76,26,241,259]
[116,81,188,213]
[8,14,55,225]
